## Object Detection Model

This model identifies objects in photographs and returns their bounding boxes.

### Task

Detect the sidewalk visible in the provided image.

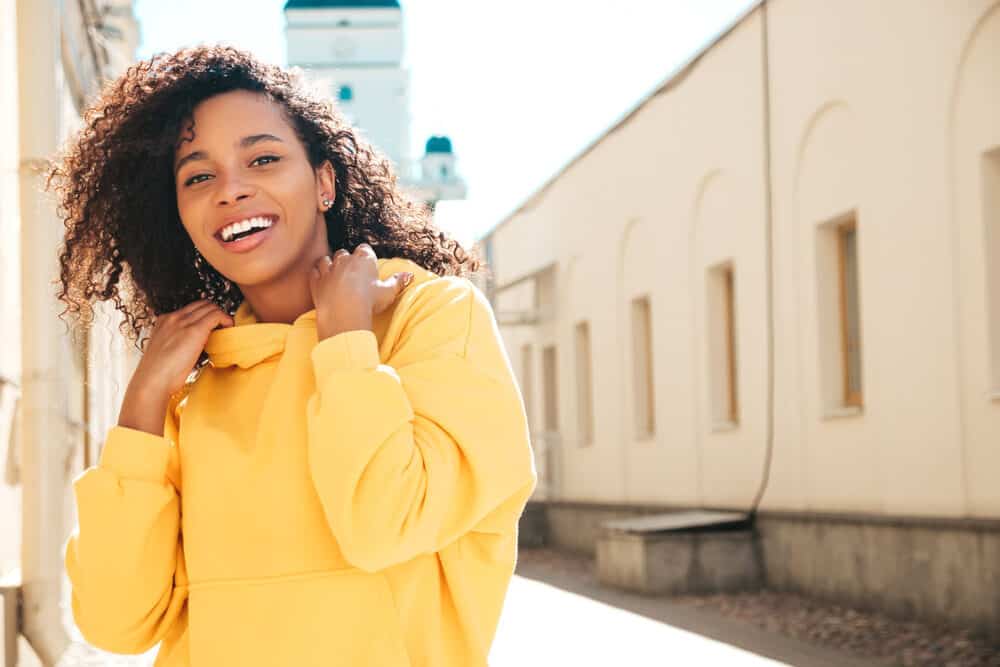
[511,547,888,667]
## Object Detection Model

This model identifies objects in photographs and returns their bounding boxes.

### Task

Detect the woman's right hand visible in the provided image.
[117,299,234,436]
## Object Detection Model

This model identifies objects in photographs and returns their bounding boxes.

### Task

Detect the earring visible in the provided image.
[321,194,333,209]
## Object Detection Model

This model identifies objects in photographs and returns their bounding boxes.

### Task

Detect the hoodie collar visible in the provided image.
[203,257,414,370]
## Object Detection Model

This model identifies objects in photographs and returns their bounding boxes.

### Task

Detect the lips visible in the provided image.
[214,213,279,241]
[214,215,279,254]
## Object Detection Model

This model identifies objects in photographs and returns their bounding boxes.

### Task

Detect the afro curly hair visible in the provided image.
[46,44,483,348]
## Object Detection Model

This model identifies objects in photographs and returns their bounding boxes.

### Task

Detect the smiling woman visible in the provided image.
[48,45,481,338]
[44,45,535,667]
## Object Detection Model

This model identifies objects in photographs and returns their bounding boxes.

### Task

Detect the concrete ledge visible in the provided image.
[757,512,1000,640]
[596,529,762,595]
[517,501,548,548]
[530,499,1000,638]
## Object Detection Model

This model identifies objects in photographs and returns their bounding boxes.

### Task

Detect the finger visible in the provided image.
[332,248,349,263]
[178,301,220,322]
[375,273,410,308]
[190,307,235,330]
[354,242,375,258]
[313,254,332,275]
[173,299,212,318]
[392,272,414,292]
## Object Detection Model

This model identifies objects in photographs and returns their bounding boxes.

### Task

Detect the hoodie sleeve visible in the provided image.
[306,275,538,573]
[64,390,189,655]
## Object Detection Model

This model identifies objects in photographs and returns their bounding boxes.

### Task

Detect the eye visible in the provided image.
[181,155,279,187]
[251,155,280,166]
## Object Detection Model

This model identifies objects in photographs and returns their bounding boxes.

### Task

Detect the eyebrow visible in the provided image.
[174,133,285,175]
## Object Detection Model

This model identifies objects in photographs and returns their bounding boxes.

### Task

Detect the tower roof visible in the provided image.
[425,136,453,154]
[284,0,400,8]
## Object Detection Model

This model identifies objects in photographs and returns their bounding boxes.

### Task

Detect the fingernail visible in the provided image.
[402,272,414,286]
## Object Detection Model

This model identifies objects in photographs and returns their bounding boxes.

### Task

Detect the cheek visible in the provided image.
[176,205,207,249]
[176,193,205,231]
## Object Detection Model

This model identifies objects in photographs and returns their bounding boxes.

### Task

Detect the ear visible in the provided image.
[316,160,336,210]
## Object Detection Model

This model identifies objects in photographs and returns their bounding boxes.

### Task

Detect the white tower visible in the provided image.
[284,0,411,177]
[283,0,466,207]
[420,136,467,203]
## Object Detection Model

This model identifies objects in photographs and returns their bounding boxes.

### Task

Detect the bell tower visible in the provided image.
[284,0,466,207]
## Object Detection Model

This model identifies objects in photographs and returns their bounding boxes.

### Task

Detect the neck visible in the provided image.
[237,216,331,325]
[240,279,314,325]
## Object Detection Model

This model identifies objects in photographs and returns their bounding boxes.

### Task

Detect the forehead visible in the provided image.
[174,89,293,152]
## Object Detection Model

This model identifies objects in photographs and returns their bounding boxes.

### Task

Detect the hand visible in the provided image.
[118,299,234,435]
[310,243,413,341]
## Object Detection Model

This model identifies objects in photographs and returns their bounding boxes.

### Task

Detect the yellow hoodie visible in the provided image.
[65,256,537,666]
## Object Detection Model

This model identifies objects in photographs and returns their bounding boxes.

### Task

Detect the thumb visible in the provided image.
[374,272,413,312]
[396,271,414,293]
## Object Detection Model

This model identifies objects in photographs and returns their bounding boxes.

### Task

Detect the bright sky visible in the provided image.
[135,0,756,246]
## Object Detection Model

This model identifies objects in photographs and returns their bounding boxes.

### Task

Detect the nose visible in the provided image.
[214,171,255,207]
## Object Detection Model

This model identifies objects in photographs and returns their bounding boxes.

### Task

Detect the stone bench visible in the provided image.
[596,510,762,595]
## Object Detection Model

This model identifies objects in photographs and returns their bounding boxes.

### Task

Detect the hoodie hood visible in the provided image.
[203,256,430,370]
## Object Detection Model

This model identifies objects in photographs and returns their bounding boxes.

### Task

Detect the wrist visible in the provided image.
[126,372,173,404]
[317,312,372,342]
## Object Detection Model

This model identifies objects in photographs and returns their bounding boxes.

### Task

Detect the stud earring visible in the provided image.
[321,194,333,209]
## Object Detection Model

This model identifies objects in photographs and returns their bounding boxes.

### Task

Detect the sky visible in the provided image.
[134,0,756,246]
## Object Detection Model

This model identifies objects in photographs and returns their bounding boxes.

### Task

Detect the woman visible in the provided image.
[49,45,536,667]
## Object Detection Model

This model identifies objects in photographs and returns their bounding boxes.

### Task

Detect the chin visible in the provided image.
[216,254,294,289]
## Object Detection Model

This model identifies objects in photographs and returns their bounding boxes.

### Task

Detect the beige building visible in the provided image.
[1,0,140,664]
[483,0,1000,636]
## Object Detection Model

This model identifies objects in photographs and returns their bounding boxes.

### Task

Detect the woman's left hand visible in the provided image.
[310,243,413,341]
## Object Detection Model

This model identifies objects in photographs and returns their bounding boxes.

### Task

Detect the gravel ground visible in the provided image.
[516,547,1000,667]
[674,590,1000,667]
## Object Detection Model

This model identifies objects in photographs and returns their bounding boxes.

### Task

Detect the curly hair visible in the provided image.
[46,44,483,348]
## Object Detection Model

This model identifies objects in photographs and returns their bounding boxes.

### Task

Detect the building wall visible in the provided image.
[0,0,23,577]
[489,0,1000,521]
[0,0,141,582]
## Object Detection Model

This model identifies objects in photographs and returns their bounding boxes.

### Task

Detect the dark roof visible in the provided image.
[284,0,400,8]
[425,136,453,154]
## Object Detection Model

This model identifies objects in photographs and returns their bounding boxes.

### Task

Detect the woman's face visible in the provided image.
[173,89,335,289]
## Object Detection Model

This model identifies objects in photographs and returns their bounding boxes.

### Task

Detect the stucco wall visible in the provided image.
[490,0,1000,520]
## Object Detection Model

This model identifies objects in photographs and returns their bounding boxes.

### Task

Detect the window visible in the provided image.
[838,218,863,407]
[707,262,739,425]
[574,321,594,446]
[520,343,534,430]
[542,345,559,433]
[440,164,448,180]
[631,295,655,438]
[984,149,1000,390]
[816,212,863,412]
[338,85,353,102]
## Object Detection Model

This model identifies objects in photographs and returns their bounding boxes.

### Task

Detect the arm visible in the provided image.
[64,391,189,654]
[306,276,538,573]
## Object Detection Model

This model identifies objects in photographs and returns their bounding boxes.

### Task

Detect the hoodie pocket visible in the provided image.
[187,568,411,667]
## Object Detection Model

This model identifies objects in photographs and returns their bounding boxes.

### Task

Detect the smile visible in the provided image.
[215,215,278,253]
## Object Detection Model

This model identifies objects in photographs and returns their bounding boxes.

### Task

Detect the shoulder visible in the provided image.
[376,256,484,309]
[376,257,493,355]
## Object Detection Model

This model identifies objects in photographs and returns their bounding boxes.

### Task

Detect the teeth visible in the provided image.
[220,216,274,242]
